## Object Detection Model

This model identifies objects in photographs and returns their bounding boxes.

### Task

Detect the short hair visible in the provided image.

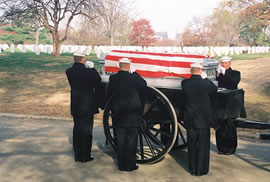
[191,67,201,74]
[74,55,84,62]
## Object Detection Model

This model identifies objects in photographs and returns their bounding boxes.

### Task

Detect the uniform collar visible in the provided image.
[118,70,129,74]
[73,62,84,66]
[190,75,202,79]
[226,67,233,73]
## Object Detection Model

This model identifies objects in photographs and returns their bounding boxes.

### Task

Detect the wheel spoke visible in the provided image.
[106,125,118,129]
[145,130,165,148]
[178,124,186,144]
[144,98,160,118]
[142,129,156,157]
[146,120,168,125]
[149,127,171,137]
[138,128,144,160]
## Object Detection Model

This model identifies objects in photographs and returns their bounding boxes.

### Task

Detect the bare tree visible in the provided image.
[181,16,212,46]
[0,0,101,56]
[208,4,242,46]
[89,0,133,45]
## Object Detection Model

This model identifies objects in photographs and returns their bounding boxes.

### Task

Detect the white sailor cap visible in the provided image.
[220,56,232,62]
[73,52,85,57]
[190,63,203,69]
[119,57,131,64]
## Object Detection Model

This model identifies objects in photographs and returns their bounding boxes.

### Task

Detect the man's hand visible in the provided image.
[217,65,225,75]
[85,61,94,68]
[201,71,208,79]
[129,65,136,74]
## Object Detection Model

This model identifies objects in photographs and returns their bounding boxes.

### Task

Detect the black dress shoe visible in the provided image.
[218,151,226,155]
[196,172,207,176]
[190,171,196,176]
[75,155,80,162]
[81,156,94,163]
[126,165,139,171]
[119,168,126,171]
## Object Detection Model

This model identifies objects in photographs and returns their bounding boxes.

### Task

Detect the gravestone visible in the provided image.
[22,45,26,53]
[35,46,40,55]
[10,44,15,53]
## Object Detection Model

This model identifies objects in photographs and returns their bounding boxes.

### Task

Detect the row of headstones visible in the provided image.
[94,45,270,57]
[1,44,269,58]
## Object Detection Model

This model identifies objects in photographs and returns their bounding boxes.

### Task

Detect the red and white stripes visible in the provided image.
[105,50,205,78]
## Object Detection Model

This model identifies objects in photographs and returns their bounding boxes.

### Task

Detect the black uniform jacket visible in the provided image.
[182,75,218,129]
[66,63,101,116]
[108,71,147,128]
[216,67,240,89]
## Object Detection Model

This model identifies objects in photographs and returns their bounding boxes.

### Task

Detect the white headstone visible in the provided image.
[230,47,234,55]
[85,46,92,55]
[35,46,40,55]
[95,47,101,58]
[10,44,15,53]
[22,45,26,53]
[47,46,52,54]
[17,44,22,52]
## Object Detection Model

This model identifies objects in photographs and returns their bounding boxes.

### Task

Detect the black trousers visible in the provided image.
[187,127,210,174]
[116,127,138,170]
[215,119,237,154]
[73,115,94,161]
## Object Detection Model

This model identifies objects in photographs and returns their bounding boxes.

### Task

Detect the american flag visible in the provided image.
[105,50,206,78]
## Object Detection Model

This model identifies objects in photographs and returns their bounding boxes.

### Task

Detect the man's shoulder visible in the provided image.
[66,67,72,74]
[86,67,98,73]
[181,78,189,87]
[233,69,240,74]
[230,67,240,73]
[109,73,118,81]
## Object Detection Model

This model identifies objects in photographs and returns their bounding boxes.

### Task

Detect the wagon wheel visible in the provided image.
[172,120,188,150]
[154,88,188,151]
[103,86,178,164]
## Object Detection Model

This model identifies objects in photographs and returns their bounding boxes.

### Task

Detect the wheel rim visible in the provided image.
[103,86,178,164]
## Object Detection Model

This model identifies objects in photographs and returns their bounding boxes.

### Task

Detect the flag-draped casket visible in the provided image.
[105,50,206,79]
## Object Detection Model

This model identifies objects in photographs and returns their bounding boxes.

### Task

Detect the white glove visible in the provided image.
[201,71,208,79]
[216,65,226,75]
[85,61,94,68]
[220,66,225,75]
[216,65,222,73]
[129,65,136,74]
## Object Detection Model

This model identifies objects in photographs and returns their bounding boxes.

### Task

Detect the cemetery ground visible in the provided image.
[0,52,270,181]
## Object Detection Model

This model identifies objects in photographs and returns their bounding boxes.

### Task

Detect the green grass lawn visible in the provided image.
[229,53,270,60]
[0,52,100,73]
[0,52,101,91]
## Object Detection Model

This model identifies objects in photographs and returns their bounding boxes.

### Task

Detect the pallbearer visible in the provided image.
[108,58,147,171]
[181,63,217,176]
[66,52,101,162]
[215,56,241,155]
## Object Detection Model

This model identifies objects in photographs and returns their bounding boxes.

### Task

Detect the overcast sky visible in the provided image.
[136,0,221,38]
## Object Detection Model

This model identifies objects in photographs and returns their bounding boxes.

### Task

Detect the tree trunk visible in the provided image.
[52,32,61,56]
[53,40,61,56]
[110,36,114,45]
[35,23,40,45]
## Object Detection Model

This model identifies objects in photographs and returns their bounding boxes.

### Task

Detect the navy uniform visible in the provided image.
[216,56,241,155]
[181,63,217,176]
[66,53,101,162]
[108,58,147,171]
